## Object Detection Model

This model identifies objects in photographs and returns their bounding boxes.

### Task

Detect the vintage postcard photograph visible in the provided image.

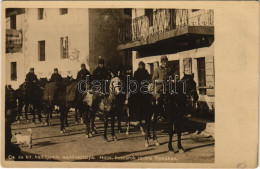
[1,1,258,168]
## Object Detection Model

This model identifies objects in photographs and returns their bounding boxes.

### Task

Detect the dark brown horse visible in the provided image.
[167,74,198,153]
[16,78,47,124]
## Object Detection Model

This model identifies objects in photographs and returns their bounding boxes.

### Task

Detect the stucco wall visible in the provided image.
[5,13,25,89]
[25,8,90,79]
[5,52,25,89]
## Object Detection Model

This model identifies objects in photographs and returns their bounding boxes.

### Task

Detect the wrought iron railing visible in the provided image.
[119,9,214,44]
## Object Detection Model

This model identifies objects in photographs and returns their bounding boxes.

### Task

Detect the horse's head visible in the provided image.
[39,77,48,88]
[110,77,121,95]
[181,73,198,102]
[63,76,74,84]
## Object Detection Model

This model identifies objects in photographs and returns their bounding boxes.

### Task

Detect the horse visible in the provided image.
[86,76,121,141]
[125,81,150,137]
[16,79,46,124]
[43,76,91,133]
[100,76,121,141]
[5,85,17,114]
[125,82,160,147]
[166,74,198,153]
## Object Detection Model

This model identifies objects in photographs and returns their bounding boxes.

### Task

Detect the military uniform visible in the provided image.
[133,64,152,124]
[76,68,90,81]
[50,73,63,82]
[92,67,111,81]
[152,66,173,94]
[25,72,38,84]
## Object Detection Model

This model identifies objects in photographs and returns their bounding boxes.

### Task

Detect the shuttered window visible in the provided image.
[205,56,215,96]
[60,37,69,59]
[197,57,206,95]
[10,62,17,81]
[60,8,68,15]
[183,58,192,74]
[38,8,44,20]
[38,40,45,61]
[10,15,16,29]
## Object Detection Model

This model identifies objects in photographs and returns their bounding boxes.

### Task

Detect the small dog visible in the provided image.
[14,128,32,149]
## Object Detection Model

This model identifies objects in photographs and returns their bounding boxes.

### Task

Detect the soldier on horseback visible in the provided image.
[76,64,90,81]
[26,68,38,85]
[152,55,174,118]
[25,68,42,124]
[50,68,63,82]
[133,61,151,135]
[75,63,91,124]
[91,58,111,136]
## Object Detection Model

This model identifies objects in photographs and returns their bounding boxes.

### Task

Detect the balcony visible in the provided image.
[118,9,214,50]
[6,29,23,53]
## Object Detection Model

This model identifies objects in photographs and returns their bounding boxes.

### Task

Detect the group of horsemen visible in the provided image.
[7,55,185,126]
[6,55,198,152]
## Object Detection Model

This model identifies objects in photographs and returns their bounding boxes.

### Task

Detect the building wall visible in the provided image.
[132,43,215,110]
[89,9,124,73]
[6,14,24,30]
[25,8,90,79]
[5,53,25,89]
[5,13,25,89]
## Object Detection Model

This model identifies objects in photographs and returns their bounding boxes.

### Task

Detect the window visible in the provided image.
[60,37,69,59]
[197,58,206,95]
[192,9,200,12]
[38,40,45,61]
[168,60,180,78]
[38,8,44,20]
[10,15,16,29]
[148,63,154,76]
[145,9,153,27]
[60,8,68,15]
[10,62,17,81]
[183,58,192,74]
[124,8,132,16]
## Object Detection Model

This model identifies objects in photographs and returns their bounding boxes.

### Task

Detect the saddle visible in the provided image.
[66,81,78,107]
[43,82,57,103]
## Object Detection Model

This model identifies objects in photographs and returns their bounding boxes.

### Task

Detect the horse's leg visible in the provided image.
[103,113,108,142]
[144,111,151,147]
[85,107,91,138]
[152,111,159,146]
[31,105,36,124]
[91,110,97,134]
[126,106,130,135]
[65,108,69,127]
[25,103,29,122]
[75,107,79,123]
[60,107,68,133]
[111,112,117,141]
[168,122,174,152]
[60,108,65,133]
[139,105,145,136]
[117,103,123,133]
[50,106,53,120]
[36,106,42,123]
[177,114,184,153]
[80,107,84,124]
[45,106,50,125]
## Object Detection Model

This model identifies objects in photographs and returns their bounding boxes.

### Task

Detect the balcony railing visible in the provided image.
[119,9,214,44]
[6,29,23,52]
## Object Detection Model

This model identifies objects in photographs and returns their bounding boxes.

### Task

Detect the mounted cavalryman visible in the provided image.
[50,68,63,82]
